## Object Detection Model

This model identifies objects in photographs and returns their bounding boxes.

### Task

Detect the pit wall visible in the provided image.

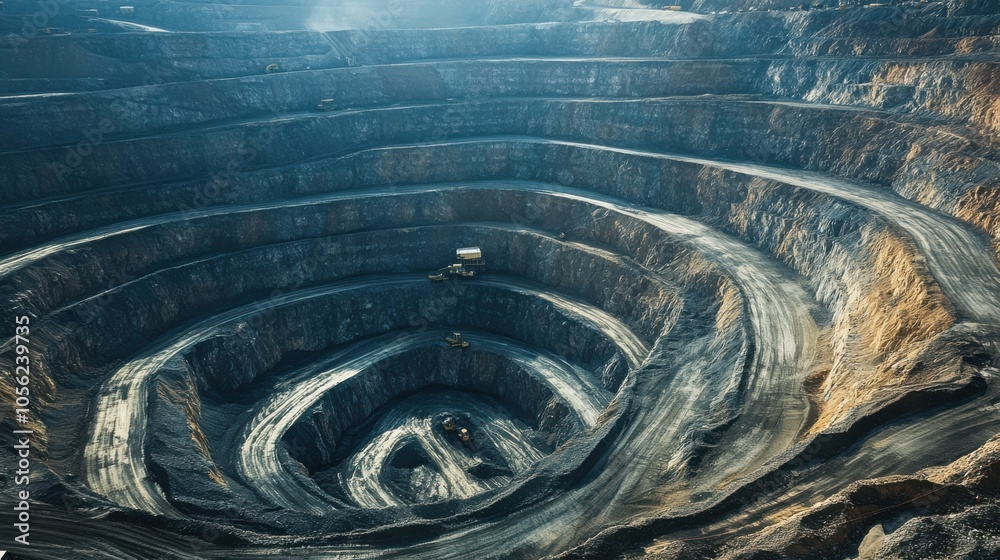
[688,0,998,16]
[182,284,622,392]
[6,99,995,248]
[136,0,568,32]
[7,57,998,153]
[5,198,699,460]
[724,182,959,430]
[9,137,959,431]
[0,23,712,89]
[11,216,678,378]
[0,0,569,34]
[145,357,256,514]
[3,105,978,460]
[710,8,1000,48]
[282,347,580,473]
[5,47,999,152]
[0,59,768,150]
[955,186,1000,263]
[486,142,958,430]
[364,142,962,431]
[142,341,583,518]
[26,235,636,380]
[4,8,996,94]
[9,212,720,470]
[171,288,622,514]
[509,143,961,430]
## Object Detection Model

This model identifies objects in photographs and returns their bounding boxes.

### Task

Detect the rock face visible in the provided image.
[1,1,999,559]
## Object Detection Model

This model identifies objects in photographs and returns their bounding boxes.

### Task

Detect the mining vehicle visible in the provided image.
[428,263,476,281]
[455,247,486,269]
[427,267,449,281]
[445,332,469,348]
[428,247,486,281]
[441,417,473,445]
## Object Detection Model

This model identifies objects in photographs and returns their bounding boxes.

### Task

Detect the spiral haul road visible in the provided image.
[2,1,1000,559]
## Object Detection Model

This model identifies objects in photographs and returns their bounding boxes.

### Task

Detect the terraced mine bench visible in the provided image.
[1,0,999,559]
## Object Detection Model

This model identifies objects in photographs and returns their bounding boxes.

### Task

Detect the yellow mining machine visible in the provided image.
[444,332,469,348]
[442,415,472,445]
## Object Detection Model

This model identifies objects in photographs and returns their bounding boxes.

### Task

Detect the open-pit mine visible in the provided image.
[1,0,999,558]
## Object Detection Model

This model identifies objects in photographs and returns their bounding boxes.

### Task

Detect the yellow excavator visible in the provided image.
[442,416,472,445]
[444,332,469,348]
